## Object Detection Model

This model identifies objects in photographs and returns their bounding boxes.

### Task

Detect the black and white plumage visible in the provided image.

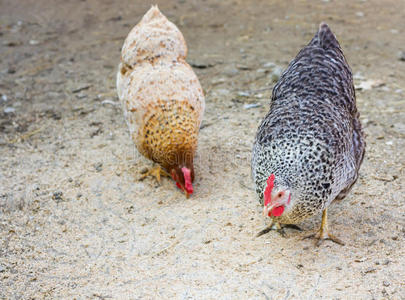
[252,23,365,242]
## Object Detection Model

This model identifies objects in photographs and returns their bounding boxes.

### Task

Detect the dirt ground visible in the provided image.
[1,0,404,298]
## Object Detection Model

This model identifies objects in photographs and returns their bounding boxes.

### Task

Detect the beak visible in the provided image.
[263,203,276,217]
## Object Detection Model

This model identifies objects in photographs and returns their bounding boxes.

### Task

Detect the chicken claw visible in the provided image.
[139,165,169,184]
[304,208,345,246]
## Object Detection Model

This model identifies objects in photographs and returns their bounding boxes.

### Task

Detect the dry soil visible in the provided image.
[1,0,405,299]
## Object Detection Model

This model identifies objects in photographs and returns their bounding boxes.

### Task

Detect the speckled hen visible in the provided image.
[117,6,205,197]
[251,23,365,245]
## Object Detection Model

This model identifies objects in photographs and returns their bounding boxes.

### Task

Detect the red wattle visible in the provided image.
[181,167,193,194]
[270,206,284,217]
[185,185,193,194]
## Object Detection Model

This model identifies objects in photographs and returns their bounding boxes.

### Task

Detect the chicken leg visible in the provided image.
[256,221,302,238]
[304,208,345,246]
[139,165,169,184]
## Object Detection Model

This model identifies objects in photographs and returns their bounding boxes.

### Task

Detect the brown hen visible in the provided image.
[116,6,205,197]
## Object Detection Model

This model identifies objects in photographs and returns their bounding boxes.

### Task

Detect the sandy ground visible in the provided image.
[1,0,405,299]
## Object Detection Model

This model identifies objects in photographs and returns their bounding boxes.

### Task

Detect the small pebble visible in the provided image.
[4,107,15,114]
[29,40,39,45]
[211,77,226,85]
[270,74,280,82]
[355,11,364,17]
[269,66,283,82]
[106,132,115,140]
[237,91,250,97]
[353,72,365,80]
[0,265,5,272]
[243,103,262,109]
[262,62,276,69]
[52,191,64,202]
[236,64,250,70]
[383,281,390,287]
[76,93,87,99]
[101,99,119,106]
[1,94,7,102]
[363,267,376,274]
[355,257,367,262]
[94,162,103,172]
[398,51,405,61]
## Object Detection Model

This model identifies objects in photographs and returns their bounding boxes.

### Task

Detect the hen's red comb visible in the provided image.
[181,167,193,194]
[264,174,275,207]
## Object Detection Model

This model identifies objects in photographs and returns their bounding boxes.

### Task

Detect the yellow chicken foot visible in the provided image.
[139,165,169,184]
[304,208,345,246]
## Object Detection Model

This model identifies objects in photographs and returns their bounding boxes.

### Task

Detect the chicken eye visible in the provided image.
[278,192,283,198]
